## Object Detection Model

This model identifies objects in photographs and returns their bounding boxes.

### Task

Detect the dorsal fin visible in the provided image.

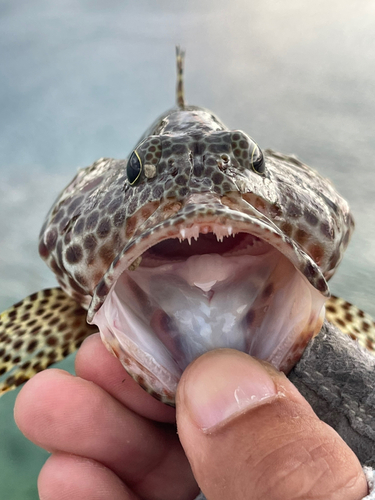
[176,46,185,109]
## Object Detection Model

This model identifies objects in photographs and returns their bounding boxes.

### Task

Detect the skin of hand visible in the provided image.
[14,333,368,500]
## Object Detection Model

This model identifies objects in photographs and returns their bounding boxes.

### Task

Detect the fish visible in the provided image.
[1,47,374,405]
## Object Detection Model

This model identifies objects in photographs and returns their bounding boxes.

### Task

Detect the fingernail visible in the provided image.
[180,350,278,431]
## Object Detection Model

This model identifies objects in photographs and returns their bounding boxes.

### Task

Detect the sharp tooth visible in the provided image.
[180,228,186,240]
[227,226,233,236]
[188,237,192,245]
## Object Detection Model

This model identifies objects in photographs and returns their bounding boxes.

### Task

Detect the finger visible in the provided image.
[75,333,176,423]
[15,369,198,500]
[176,349,368,500]
[38,453,138,500]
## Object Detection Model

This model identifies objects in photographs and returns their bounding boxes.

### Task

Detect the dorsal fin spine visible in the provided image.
[176,46,185,109]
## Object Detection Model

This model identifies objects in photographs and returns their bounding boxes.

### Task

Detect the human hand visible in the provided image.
[14,334,368,500]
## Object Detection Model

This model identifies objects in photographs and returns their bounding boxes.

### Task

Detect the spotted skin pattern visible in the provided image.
[0,289,97,393]
[0,49,373,399]
[36,117,352,323]
[325,296,375,352]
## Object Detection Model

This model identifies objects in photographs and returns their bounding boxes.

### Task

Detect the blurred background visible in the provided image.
[0,0,375,498]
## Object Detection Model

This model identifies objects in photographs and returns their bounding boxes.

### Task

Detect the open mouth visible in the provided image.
[92,215,326,404]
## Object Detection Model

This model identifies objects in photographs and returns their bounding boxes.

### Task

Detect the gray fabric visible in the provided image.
[289,320,375,467]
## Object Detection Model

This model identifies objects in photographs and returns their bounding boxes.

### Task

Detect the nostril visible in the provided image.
[221,154,230,163]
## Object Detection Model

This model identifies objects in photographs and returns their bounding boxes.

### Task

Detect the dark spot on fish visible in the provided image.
[304,209,319,226]
[97,218,111,239]
[73,218,85,235]
[222,182,233,191]
[316,278,327,292]
[171,144,187,154]
[67,277,86,295]
[246,309,255,325]
[13,339,24,350]
[108,197,123,214]
[53,209,65,224]
[99,192,113,209]
[67,196,84,215]
[262,283,274,298]
[345,312,353,322]
[27,339,38,353]
[113,209,126,228]
[96,280,109,298]
[319,192,338,214]
[175,175,187,186]
[48,351,58,362]
[362,321,371,332]
[50,259,64,277]
[296,228,309,245]
[179,187,189,197]
[32,361,42,372]
[46,336,58,347]
[320,221,334,239]
[304,262,316,280]
[212,172,224,185]
[287,203,303,218]
[39,240,49,258]
[281,222,293,237]
[309,243,325,265]
[128,198,138,215]
[48,317,59,326]
[66,244,83,264]
[152,185,164,198]
[86,211,99,231]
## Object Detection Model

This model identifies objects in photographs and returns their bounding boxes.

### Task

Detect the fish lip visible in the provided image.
[87,205,329,322]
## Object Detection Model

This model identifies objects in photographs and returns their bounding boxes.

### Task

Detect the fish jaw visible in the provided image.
[90,199,327,405]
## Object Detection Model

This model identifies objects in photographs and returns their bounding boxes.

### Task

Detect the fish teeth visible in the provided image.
[180,228,186,240]
[227,226,233,236]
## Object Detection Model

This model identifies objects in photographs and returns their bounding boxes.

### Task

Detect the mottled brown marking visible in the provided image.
[326,305,337,314]
[308,243,325,266]
[27,340,38,352]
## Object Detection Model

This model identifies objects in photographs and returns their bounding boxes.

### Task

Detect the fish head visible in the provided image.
[38,108,354,404]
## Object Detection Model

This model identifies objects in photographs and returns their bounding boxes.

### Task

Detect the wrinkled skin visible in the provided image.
[14,335,368,500]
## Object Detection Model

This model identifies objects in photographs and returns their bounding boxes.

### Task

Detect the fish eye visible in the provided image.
[127,150,142,185]
[230,131,266,176]
[251,147,265,175]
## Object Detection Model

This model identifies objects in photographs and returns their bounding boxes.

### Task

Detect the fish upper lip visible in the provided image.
[87,206,329,323]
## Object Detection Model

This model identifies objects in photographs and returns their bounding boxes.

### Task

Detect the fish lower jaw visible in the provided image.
[93,226,326,405]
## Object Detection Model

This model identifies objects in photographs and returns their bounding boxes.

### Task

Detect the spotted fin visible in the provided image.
[0,288,97,395]
[325,295,375,354]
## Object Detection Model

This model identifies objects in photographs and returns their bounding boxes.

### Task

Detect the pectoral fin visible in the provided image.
[0,288,97,395]
[325,295,375,354]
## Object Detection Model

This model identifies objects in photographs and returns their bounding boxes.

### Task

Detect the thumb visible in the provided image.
[176,349,367,500]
